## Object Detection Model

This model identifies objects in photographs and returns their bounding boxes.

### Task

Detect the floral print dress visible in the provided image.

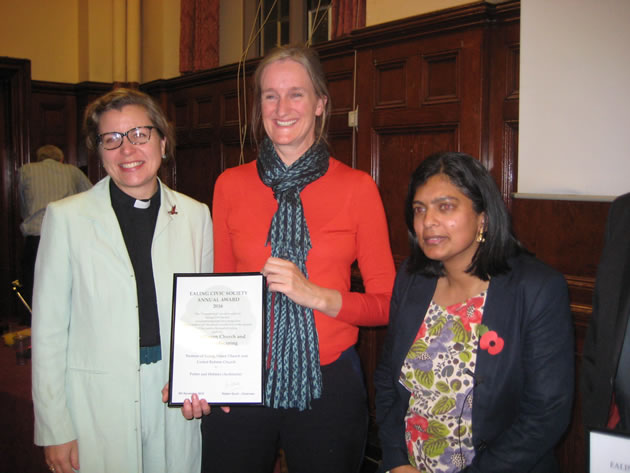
[399,292,492,473]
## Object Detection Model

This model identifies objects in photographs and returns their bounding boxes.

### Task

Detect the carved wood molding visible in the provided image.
[349,1,519,49]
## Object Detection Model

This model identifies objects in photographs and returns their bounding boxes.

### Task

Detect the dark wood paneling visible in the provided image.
[31,82,78,166]
[377,126,459,259]
[74,82,115,182]
[322,53,356,167]
[31,81,111,182]
[0,57,31,326]
[485,17,520,207]
[512,198,608,278]
[513,196,609,473]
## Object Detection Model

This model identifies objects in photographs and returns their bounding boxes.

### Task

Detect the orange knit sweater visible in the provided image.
[212,157,396,366]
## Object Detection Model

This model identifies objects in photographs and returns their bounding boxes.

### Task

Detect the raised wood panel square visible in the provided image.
[221,142,244,172]
[375,126,458,259]
[222,91,240,125]
[422,50,459,104]
[41,105,66,135]
[189,128,215,145]
[327,71,354,112]
[175,129,190,147]
[506,44,520,100]
[328,111,351,139]
[374,59,407,109]
[497,120,518,204]
[511,198,608,278]
[174,100,189,129]
[175,146,220,208]
[328,132,353,168]
[195,97,214,128]
[221,140,256,173]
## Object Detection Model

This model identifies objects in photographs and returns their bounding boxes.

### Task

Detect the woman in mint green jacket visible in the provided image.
[32,88,212,473]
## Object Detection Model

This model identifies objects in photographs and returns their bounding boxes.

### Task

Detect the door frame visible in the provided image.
[0,57,31,324]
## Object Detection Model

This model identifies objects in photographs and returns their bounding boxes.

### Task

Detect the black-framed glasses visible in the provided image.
[97,126,158,150]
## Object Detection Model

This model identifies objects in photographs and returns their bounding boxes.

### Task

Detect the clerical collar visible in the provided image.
[109,179,160,209]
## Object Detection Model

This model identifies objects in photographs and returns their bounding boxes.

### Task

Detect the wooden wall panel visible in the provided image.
[322,51,356,167]
[221,141,254,171]
[75,82,118,183]
[174,147,221,208]
[512,198,608,278]
[328,133,353,168]
[32,81,112,184]
[512,196,609,473]
[221,91,241,126]
[376,126,459,261]
[374,58,409,108]
[0,58,31,325]
[485,16,520,207]
[165,82,220,207]
[31,83,78,167]
[422,50,459,103]
[369,30,483,153]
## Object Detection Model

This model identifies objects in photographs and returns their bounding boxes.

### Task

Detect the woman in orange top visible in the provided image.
[186,44,396,473]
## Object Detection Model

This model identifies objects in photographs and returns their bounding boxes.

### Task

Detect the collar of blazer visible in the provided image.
[74,175,178,242]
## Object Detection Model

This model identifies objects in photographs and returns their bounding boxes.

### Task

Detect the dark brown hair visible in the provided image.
[405,151,525,279]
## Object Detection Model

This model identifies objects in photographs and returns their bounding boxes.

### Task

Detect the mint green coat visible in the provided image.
[32,177,213,472]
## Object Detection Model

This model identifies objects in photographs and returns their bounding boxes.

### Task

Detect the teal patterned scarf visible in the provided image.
[257,136,329,410]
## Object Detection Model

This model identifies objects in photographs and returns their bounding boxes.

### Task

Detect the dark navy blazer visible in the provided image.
[375,253,574,473]
[582,192,630,429]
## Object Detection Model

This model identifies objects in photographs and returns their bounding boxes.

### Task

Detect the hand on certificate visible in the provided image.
[261,256,342,317]
[161,384,230,419]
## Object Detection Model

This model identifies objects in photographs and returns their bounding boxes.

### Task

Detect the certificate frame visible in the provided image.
[587,427,630,472]
[168,272,265,407]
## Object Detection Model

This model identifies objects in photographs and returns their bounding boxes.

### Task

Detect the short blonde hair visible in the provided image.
[36,145,64,162]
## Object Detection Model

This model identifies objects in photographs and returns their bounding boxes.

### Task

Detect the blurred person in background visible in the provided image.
[18,144,92,318]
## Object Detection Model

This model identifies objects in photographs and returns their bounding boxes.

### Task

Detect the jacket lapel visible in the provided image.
[475,271,513,384]
[613,247,630,351]
[154,180,176,241]
[77,177,133,269]
[393,273,437,374]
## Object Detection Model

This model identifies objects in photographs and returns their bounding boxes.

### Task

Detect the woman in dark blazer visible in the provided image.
[375,152,574,473]
[581,192,630,430]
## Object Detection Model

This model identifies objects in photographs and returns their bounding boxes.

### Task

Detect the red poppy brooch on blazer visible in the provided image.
[168,205,178,215]
[479,329,504,355]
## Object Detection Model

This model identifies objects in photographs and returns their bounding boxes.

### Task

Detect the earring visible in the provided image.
[161,154,167,160]
[476,227,486,243]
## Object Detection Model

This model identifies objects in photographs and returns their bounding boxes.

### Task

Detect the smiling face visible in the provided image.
[260,59,326,166]
[412,174,485,273]
[98,105,165,199]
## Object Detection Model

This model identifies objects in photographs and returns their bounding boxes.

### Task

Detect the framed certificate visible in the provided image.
[588,427,630,472]
[168,272,265,406]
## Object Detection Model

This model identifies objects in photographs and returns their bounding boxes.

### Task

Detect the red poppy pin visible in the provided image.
[168,205,178,215]
[480,330,504,355]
